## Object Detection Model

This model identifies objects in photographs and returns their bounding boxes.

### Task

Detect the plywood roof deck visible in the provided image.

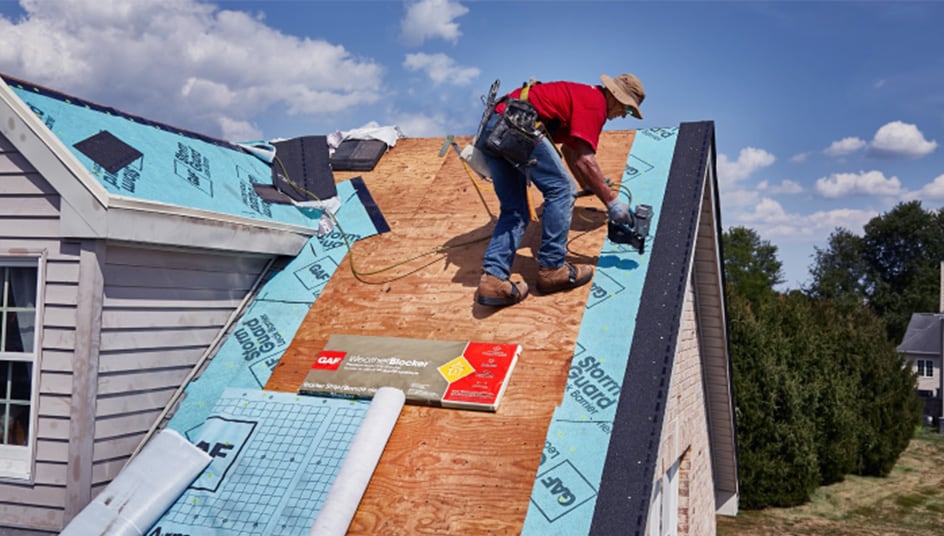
[266,131,634,535]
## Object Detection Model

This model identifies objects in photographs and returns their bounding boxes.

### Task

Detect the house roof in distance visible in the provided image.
[898,312,944,356]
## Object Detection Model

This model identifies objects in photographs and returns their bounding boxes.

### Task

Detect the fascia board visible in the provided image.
[100,203,309,256]
[108,194,318,236]
[700,144,740,509]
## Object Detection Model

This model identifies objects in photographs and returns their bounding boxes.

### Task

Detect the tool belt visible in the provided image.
[484,85,543,168]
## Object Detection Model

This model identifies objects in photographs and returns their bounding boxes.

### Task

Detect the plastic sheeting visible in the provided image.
[308,387,405,536]
[61,429,211,536]
[150,388,388,536]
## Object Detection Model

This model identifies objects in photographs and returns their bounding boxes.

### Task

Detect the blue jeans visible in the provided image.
[476,112,577,280]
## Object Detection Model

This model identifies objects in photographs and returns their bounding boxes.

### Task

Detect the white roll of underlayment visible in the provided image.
[60,428,211,536]
[309,386,406,536]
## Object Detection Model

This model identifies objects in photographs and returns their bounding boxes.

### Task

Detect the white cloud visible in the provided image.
[0,0,384,138]
[719,189,760,209]
[791,151,812,163]
[729,199,877,240]
[915,174,944,200]
[218,116,262,142]
[742,197,790,224]
[393,111,449,137]
[403,53,479,86]
[824,137,867,157]
[758,179,803,194]
[805,208,877,234]
[400,0,469,46]
[867,121,937,158]
[815,170,902,198]
[716,147,775,187]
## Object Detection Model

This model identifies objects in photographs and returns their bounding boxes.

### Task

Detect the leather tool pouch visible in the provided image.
[485,98,543,167]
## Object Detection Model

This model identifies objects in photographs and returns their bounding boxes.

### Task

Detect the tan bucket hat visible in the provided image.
[601,73,645,119]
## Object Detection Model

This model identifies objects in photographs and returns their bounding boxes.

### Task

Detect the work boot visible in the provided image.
[537,262,593,294]
[476,273,529,307]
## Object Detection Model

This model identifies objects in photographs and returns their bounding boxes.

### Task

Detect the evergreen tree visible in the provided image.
[725,226,921,508]
[806,228,867,309]
[728,289,820,508]
[722,226,784,305]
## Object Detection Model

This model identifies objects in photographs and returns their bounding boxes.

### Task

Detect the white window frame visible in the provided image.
[661,458,680,536]
[0,254,45,481]
[647,456,681,536]
[916,359,934,378]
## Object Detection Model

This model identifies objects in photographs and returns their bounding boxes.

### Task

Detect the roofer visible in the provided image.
[472,73,646,307]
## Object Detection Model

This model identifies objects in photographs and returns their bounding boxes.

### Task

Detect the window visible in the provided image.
[0,259,40,480]
[916,360,935,378]
[647,457,681,536]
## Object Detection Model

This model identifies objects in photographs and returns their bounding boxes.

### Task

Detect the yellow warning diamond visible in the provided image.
[438,356,475,383]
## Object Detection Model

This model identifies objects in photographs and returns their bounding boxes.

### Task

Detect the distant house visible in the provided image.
[898,312,944,430]
[1,73,737,535]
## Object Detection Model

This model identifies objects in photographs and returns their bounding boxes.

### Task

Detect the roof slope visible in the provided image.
[266,123,735,534]
[267,132,635,534]
[898,312,944,355]
[0,74,317,255]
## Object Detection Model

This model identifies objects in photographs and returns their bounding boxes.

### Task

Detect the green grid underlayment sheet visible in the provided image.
[8,81,317,227]
[167,177,387,440]
[150,388,370,536]
[522,127,680,535]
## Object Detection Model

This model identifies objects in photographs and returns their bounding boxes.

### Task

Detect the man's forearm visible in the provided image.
[562,145,617,205]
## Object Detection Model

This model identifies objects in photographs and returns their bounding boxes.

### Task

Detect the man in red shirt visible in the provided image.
[474,73,646,307]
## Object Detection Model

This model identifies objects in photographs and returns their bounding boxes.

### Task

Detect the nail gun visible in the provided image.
[608,204,653,254]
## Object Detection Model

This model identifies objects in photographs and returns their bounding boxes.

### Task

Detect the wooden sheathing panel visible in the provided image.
[268,132,634,534]
[91,246,269,491]
[0,134,75,529]
[332,136,458,218]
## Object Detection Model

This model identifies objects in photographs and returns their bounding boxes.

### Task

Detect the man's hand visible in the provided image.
[607,199,634,227]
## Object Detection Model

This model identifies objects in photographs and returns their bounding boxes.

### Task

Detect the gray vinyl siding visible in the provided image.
[0,132,73,531]
[3,132,275,530]
[91,244,269,486]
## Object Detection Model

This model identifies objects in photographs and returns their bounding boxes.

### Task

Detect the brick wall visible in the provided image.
[652,277,717,535]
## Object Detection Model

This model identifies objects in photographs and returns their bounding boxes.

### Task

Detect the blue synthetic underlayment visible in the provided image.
[151,388,370,536]
[521,127,680,535]
[8,82,318,227]
[167,178,385,440]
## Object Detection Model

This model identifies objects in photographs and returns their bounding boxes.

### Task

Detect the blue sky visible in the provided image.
[1,0,942,290]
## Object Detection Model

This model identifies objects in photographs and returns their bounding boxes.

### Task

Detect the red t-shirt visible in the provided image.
[498,81,607,152]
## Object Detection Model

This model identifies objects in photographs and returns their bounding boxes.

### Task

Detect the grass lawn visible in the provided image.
[717,429,944,536]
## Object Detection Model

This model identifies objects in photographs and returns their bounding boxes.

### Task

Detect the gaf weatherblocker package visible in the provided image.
[298,334,520,412]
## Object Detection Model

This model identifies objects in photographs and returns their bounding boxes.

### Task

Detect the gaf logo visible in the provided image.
[312,350,346,370]
[530,460,597,523]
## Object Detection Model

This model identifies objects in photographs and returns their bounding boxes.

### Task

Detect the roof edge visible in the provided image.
[590,121,728,535]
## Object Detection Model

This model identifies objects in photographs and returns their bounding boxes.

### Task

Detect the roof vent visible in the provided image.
[73,130,143,174]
